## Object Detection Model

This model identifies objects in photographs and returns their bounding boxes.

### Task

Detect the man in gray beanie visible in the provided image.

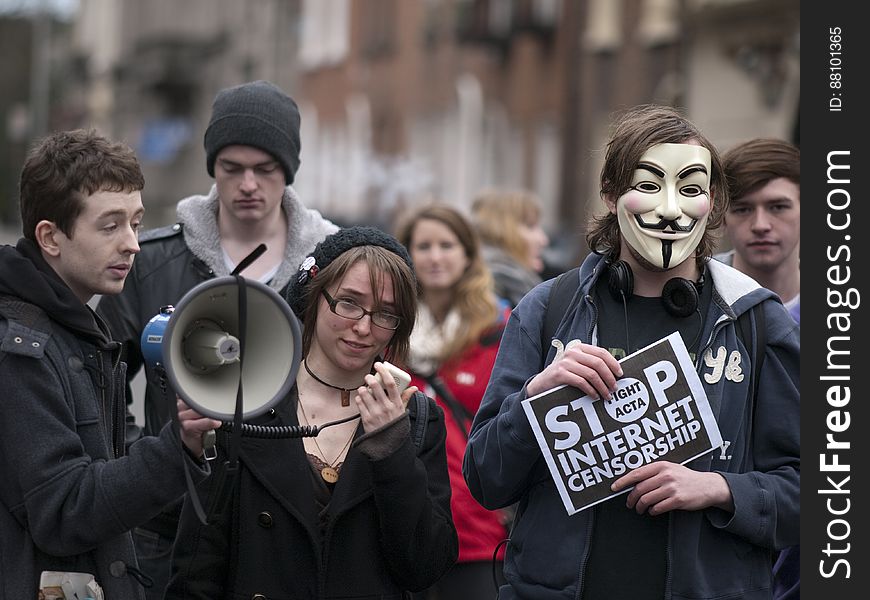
[204,80,302,185]
[96,80,337,600]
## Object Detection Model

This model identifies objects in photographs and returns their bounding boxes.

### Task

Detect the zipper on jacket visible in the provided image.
[573,509,595,600]
[693,315,734,371]
[664,512,674,599]
[191,257,215,279]
[93,348,122,459]
[583,294,598,345]
[102,348,122,458]
[110,347,125,458]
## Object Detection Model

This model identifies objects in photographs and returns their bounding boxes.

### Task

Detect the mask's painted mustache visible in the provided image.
[633,215,697,233]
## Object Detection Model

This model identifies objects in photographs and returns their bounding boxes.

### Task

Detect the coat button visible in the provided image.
[257,512,274,528]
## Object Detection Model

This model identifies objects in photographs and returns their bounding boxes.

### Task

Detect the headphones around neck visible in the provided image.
[606,260,704,319]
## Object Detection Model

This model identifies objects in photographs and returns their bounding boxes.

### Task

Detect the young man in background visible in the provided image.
[96,80,337,599]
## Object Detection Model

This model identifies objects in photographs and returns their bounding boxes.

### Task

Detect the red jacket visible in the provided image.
[409,314,509,564]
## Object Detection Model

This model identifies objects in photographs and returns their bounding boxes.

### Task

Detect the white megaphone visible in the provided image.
[141,276,302,421]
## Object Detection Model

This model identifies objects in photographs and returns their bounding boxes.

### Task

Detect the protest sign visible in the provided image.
[522,331,722,515]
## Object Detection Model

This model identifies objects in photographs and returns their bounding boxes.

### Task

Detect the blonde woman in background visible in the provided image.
[471,188,550,308]
[396,204,511,600]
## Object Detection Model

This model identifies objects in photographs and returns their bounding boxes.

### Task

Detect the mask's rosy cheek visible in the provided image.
[682,195,712,219]
[620,190,658,215]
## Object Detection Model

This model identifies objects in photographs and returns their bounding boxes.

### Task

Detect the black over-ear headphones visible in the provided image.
[607,260,703,319]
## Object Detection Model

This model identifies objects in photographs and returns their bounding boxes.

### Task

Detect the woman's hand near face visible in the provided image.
[355,361,418,432]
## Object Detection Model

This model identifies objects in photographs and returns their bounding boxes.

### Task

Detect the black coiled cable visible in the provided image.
[219,413,360,439]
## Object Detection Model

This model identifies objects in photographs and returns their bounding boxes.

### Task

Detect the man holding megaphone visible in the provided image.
[0,129,220,600]
[97,80,338,599]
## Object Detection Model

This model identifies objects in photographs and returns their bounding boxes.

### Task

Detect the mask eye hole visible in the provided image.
[680,185,705,197]
[633,182,661,193]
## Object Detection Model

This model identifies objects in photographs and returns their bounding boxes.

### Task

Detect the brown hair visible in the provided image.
[395,204,499,361]
[471,187,543,268]
[586,104,728,263]
[298,245,418,364]
[19,128,144,241]
[723,138,799,201]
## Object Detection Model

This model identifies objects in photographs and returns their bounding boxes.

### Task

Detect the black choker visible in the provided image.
[303,360,362,407]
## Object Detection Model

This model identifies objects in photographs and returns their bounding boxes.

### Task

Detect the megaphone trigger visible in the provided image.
[202,429,217,461]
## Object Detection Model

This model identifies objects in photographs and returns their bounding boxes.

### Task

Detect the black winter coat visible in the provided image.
[0,240,209,599]
[166,391,458,600]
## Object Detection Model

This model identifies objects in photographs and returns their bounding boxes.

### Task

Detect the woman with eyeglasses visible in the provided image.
[395,205,511,600]
[167,226,457,600]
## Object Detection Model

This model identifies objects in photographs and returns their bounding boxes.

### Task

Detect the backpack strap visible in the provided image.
[424,374,474,440]
[541,267,581,358]
[734,303,766,470]
[411,391,429,450]
[735,304,766,407]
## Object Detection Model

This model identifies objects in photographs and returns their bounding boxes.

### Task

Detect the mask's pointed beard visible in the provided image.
[661,241,673,269]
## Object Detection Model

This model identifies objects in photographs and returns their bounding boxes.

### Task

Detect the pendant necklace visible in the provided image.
[303,359,363,407]
[298,396,357,484]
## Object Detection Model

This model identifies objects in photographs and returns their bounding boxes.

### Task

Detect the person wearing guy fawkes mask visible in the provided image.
[463,105,800,600]
[592,141,716,364]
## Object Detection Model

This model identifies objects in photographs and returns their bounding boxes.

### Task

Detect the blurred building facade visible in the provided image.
[69,0,305,226]
[292,0,799,263]
[4,0,799,263]
[0,4,81,226]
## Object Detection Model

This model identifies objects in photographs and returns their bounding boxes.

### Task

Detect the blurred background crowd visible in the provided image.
[0,0,798,273]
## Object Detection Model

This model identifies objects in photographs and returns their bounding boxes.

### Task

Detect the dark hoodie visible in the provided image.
[0,238,108,342]
[0,239,213,599]
[0,239,124,457]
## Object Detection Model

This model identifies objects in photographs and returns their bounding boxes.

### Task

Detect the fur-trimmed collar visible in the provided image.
[176,184,338,291]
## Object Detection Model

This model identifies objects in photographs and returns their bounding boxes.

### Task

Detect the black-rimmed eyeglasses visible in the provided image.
[321,290,401,330]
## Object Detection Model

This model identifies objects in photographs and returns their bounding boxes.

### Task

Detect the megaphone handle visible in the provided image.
[202,429,217,461]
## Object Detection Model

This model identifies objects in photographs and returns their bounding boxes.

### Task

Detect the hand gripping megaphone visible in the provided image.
[141,276,302,421]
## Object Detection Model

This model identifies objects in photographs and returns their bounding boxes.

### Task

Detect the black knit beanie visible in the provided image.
[286,226,414,318]
[204,80,301,185]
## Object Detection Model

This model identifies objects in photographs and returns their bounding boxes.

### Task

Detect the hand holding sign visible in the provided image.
[522,332,723,515]
[612,461,734,516]
[526,340,623,400]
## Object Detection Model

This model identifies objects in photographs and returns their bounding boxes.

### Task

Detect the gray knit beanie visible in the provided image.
[204,80,301,184]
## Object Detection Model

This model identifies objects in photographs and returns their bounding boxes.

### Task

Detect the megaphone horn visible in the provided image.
[141,276,302,421]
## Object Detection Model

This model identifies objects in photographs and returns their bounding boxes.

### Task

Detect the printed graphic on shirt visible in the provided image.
[703,346,745,384]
